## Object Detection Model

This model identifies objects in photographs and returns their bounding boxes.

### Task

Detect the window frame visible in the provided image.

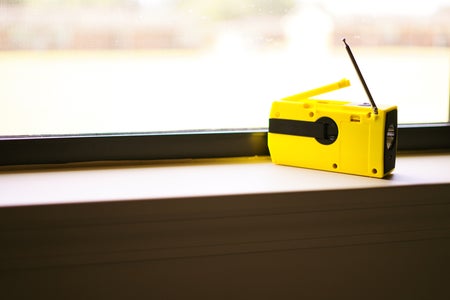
[0,123,449,166]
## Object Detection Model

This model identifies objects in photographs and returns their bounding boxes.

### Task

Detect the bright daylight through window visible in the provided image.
[0,0,449,136]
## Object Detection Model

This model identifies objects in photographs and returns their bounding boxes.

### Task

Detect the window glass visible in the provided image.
[1,0,449,135]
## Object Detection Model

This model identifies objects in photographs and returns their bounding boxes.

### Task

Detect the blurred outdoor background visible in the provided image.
[1,0,449,135]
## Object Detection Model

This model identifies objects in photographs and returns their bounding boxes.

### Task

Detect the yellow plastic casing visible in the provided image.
[268,98,397,178]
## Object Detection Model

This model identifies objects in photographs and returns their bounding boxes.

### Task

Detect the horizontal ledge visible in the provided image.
[0,153,449,207]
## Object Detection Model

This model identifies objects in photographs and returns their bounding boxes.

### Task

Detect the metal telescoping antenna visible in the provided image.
[342,38,378,115]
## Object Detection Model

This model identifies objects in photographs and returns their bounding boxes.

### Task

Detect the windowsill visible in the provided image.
[1,152,449,207]
[2,152,450,298]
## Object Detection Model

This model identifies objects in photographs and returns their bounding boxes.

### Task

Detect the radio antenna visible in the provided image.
[342,38,378,115]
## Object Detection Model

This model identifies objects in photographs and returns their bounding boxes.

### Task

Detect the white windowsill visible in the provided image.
[0,152,449,207]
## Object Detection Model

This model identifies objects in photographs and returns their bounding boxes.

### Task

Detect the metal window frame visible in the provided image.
[0,123,449,166]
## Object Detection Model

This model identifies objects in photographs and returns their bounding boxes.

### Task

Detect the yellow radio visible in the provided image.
[268,39,397,178]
